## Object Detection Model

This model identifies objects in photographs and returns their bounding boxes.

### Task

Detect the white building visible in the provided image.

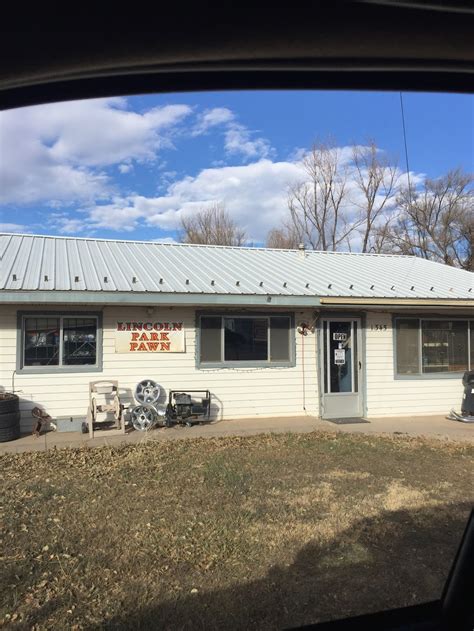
[1,233,473,433]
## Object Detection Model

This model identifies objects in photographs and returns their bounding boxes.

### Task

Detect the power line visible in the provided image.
[399,92,413,204]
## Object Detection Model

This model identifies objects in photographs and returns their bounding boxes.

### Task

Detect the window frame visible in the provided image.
[196,312,295,369]
[17,311,103,374]
[393,315,473,380]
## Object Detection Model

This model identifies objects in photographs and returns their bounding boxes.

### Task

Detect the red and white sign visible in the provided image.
[115,321,185,353]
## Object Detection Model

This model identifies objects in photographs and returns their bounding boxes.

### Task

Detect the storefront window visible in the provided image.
[199,314,292,366]
[21,314,100,371]
[396,318,471,376]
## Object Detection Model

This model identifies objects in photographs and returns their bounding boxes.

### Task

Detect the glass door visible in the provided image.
[321,318,363,419]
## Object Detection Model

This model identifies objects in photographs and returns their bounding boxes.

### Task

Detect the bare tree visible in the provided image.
[286,141,357,251]
[351,141,400,252]
[266,138,472,267]
[458,210,473,271]
[180,202,246,246]
[381,169,473,270]
[266,224,301,249]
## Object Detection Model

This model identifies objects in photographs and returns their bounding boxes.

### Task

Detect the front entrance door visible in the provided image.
[321,318,363,419]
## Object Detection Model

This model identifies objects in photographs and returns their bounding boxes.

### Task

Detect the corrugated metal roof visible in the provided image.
[1,233,473,300]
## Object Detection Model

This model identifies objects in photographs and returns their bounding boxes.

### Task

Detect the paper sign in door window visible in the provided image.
[334,348,346,365]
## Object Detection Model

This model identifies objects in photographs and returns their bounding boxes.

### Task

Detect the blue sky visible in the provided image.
[0,90,472,244]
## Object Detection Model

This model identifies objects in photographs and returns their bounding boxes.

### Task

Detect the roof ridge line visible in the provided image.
[0,233,417,258]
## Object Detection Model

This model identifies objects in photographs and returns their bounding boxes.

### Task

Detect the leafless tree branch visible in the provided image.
[378,168,473,269]
[351,140,400,252]
[180,202,246,246]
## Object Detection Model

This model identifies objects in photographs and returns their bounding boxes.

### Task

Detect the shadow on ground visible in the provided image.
[96,501,471,631]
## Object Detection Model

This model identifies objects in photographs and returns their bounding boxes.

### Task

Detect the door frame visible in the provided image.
[317,313,367,419]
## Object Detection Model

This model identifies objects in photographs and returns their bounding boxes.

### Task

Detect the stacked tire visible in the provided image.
[0,393,21,442]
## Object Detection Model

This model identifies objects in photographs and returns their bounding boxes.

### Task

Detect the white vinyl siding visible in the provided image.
[1,305,318,432]
[2,304,470,432]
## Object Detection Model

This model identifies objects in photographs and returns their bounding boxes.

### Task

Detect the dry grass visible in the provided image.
[1,432,473,630]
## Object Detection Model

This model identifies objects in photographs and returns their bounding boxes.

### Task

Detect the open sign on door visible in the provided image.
[333,332,347,341]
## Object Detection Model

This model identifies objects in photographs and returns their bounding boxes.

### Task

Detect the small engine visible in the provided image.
[174,393,193,419]
[166,390,211,426]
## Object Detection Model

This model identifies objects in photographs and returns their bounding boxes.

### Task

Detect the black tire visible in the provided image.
[0,412,21,429]
[0,393,20,415]
[0,424,20,442]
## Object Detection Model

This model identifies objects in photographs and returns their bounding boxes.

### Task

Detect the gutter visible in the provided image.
[1,291,471,309]
[320,297,473,307]
[0,290,322,308]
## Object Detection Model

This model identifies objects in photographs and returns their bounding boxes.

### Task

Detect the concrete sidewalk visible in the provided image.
[1,413,472,454]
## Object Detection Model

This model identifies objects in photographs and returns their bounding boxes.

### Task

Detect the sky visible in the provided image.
[0,90,472,245]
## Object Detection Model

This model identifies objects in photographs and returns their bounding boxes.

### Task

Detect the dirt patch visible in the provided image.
[1,431,472,630]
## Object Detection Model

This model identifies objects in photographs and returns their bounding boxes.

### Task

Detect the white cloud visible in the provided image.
[39,131,422,245]
[49,199,142,234]
[0,222,29,233]
[118,163,133,174]
[193,107,273,161]
[53,217,90,234]
[66,146,423,244]
[286,146,308,162]
[44,100,191,166]
[193,107,235,135]
[224,124,273,160]
[74,159,304,239]
[87,200,143,232]
[152,236,178,244]
[0,98,192,205]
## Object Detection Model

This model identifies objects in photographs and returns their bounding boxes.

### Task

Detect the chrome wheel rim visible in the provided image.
[131,405,157,431]
[134,380,161,405]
